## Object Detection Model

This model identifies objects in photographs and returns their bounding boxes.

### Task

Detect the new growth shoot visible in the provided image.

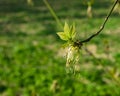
[57,22,81,70]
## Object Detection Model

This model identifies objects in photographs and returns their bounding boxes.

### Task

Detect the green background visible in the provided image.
[0,0,120,96]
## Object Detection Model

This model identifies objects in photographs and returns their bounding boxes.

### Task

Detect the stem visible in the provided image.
[80,0,119,44]
[43,0,63,29]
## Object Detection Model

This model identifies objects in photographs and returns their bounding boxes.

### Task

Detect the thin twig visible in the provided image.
[43,0,63,29]
[79,0,119,44]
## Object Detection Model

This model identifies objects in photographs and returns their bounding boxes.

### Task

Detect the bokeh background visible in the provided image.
[0,0,120,96]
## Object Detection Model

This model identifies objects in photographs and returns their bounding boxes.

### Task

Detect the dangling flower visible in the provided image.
[66,45,80,67]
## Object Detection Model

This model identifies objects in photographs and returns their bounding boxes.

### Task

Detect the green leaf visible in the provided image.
[64,22,70,36]
[57,32,69,41]
[70,23,76,39]
[57,22,77,41]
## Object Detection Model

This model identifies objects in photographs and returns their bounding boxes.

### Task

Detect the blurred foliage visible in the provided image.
[0,0,120,96]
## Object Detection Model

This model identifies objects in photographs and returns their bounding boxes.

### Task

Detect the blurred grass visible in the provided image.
[0,0,120,96]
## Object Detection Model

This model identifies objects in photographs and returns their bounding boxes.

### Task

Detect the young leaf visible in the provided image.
[57,22,76,41]
[70,23,76,39]
[57,32,69,41]
[64,22,70,37]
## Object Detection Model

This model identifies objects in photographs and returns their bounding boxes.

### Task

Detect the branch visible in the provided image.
[79,0,119,44]
[43,0,63,29]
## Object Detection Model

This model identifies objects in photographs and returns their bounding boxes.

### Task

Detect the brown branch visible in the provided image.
[79,0,119,44]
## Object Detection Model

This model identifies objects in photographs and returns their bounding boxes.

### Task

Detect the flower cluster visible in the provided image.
[57,22,80,69]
